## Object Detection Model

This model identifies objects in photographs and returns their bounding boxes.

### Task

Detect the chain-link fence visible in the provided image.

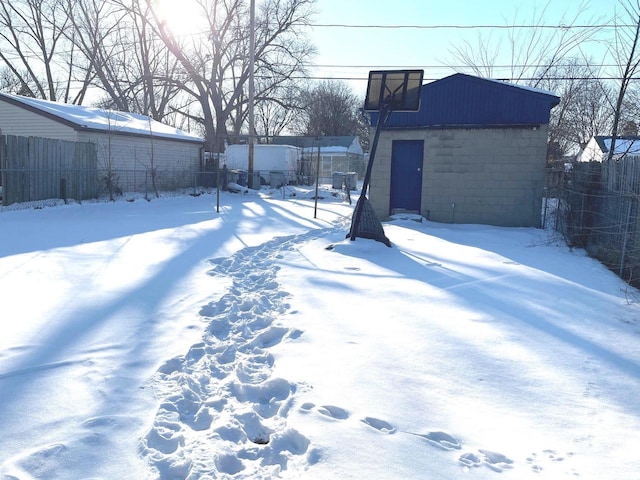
[1,166,214,206]
[298,154,365,185]
[553,159,640,288]
[0,164,342,207]
[99,166,209,199]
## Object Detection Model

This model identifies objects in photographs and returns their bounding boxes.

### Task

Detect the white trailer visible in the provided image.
[224,144,300,187]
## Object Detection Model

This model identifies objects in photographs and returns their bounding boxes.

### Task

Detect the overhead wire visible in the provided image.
[0,17,621,60]
[311,23,622,30]
[0,17,631,86]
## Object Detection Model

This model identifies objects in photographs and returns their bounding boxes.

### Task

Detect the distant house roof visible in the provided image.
[577,135,640,162]
[272,135,359,150]
[370,73,560,128]
[0,92,203,143]
[593,135,640,155]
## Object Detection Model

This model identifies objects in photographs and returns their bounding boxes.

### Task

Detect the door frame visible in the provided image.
[389,139,424,215]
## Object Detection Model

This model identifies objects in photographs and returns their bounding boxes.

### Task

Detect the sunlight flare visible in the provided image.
[153,0,203,37]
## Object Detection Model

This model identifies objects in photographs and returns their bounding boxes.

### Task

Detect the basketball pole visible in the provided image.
[347,69,423,245]
[348,103,391,242]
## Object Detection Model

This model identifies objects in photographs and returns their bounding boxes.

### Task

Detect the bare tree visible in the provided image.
[254,83,302,141]
[61,0,187,122]
[63,0,130,109]
[607,0,640,162]
[143,0,316,151]
[448,0,602,86]
[129,1,185,122]
[294,80,363,137]
[0,0,82,101]
[620,84,640,134]
[535,58,614,158]
[447,1,617,159]
[0,66,32,95]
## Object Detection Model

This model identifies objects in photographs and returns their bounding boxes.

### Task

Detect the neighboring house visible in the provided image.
[271,135,365,183]
[224,143,301,186]
[367,73,560,227]
[0,92,204,194]
[578,136,640,162]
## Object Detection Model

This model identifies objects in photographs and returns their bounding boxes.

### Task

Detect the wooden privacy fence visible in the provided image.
[0,135,98,206]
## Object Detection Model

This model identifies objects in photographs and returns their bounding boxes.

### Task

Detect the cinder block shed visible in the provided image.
[368,73,559,227]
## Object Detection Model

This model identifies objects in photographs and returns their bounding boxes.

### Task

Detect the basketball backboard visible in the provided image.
[364,70,423,112]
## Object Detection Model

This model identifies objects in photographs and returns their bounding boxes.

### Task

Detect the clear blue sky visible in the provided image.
[307,0,618,96]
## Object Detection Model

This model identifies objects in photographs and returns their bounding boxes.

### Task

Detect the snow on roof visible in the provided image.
[272,136,358,149]
[603,137,640,155]
[590,136,640,156]
[0,93,203,143]
[302,145,349,154]
[483,76,559,99]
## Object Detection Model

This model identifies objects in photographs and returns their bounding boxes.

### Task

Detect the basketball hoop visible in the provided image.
[347,70,424,246]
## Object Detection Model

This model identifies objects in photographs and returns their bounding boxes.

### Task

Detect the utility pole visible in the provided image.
[248,0,256,188]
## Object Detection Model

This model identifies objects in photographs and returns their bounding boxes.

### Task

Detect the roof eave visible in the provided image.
[380,123,546,131]
[0,93,204,144]
[78,125,204,144]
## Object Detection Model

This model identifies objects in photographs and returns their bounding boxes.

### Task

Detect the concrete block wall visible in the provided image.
[369,126,549,227]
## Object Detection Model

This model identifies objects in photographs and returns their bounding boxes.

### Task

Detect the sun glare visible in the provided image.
[155,0,202,37]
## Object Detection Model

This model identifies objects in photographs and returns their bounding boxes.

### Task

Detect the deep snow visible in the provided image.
[0,186,639,479]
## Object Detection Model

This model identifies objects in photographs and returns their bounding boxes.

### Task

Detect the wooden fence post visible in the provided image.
[0,134,5,206]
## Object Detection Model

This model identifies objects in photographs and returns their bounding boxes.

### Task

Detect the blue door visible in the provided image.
[390,140,424,214]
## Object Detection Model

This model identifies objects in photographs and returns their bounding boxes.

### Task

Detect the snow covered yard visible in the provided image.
[0,187,639,479]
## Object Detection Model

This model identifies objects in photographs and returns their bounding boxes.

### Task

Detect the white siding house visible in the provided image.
[271,136,366,183]
[0,93,204,194]
[0,95,78,141]
[578,136,640,162]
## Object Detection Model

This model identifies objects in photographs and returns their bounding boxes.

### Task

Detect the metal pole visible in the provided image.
[314,140,321,218]
[211,134,220,213]
[620,197,632,277]
[247,0,256,188]
[542,187,548,229]
[348,104,390,240]
[216,153,221,213]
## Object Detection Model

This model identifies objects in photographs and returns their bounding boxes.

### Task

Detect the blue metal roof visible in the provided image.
[370,73,560,128]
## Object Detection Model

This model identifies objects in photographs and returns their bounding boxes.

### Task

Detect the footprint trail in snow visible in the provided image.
[140,229,329,479]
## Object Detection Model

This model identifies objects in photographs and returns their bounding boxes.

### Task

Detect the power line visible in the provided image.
[312,63,624,69]
[22,73,636,93]
[311,23,622,30]
[288,75,633,82]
